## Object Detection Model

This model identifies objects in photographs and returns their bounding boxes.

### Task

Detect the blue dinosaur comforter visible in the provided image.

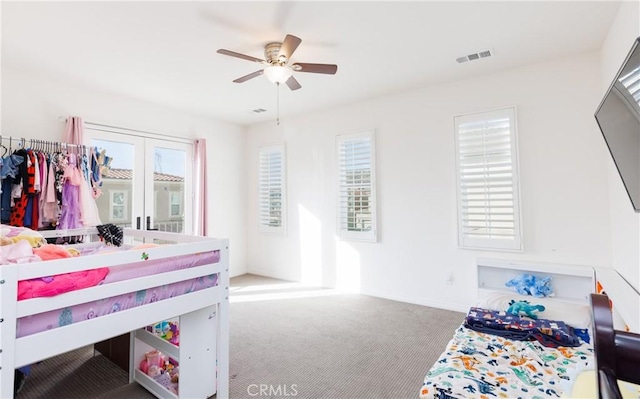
[419,324,593,399]
[464,307,586,348]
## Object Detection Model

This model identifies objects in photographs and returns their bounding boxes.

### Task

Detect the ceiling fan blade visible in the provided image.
[292,63,338,75]
[278,34,302,60]
[217,49,265,64]
[233,69,264,83]
[285,76,302,91]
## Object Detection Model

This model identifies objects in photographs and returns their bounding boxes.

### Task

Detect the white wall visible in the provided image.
[599,0,640,292]
[246,52,612,311]
[1,63,248,277]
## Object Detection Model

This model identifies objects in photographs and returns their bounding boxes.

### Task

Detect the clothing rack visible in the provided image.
[0,135,88,156]
[1,133,105,233]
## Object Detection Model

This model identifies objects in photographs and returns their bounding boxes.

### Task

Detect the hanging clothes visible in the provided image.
[0,152,24,223]
[0,137,103,231]
[57,153,83,230]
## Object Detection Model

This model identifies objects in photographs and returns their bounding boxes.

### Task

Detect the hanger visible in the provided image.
[0,135,7,157]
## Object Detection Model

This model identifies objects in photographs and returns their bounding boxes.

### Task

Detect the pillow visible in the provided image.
[477,292,592,329]
[563,370,640,399]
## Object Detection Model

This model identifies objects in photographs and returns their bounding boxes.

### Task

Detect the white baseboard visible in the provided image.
[245,267,297,283]
[242,268,469,314]
[363,290,469,314]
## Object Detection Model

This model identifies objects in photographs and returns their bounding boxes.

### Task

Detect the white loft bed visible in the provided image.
[0,227,229,399]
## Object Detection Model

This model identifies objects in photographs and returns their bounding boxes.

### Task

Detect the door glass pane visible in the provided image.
[152,146,186,233]
[91,139,135,229]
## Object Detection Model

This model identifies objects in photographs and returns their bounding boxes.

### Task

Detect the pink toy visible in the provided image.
[139,359,149,374]
[164,322,180,346]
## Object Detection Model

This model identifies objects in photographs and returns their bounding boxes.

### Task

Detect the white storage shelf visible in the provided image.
[133,329,181,398]
[130,303,219,399]
[476,258,595,304]
[135,328,180,361]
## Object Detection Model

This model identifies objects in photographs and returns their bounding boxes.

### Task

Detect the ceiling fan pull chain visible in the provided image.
[276,82,281,126]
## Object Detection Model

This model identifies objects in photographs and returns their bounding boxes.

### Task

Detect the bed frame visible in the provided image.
[591,293,640,399]
[0,228,229,399]
[476,258,640,398]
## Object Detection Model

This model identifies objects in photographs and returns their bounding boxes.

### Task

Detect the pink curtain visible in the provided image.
[194,138,208,236]
[64,116,84,145]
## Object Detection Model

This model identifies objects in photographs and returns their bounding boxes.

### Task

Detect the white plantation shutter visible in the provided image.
[258,144,286,234]
[619,66,640,105]
[337,130,377,241]
[618,66,640,113]
[455,108,522,251]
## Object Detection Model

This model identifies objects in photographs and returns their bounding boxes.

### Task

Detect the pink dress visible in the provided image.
[56,154,83,230]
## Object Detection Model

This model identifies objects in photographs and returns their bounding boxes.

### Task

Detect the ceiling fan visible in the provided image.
[217,34,337,91]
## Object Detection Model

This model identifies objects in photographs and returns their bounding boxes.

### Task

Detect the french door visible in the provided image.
[84,127,194,235]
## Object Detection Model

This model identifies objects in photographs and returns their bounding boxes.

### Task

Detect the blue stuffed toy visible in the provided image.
[507,299,545,319]
[505,273,554,297]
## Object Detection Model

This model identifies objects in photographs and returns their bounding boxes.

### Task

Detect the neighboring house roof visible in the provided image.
[104,168,184,182]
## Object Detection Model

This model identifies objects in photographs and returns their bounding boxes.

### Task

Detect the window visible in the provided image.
[170,191,182,217]
[85,126,193,234]
[258,144,286,234]
[454,107,522,251]
[110,190,128,222]
[337,130,376,241]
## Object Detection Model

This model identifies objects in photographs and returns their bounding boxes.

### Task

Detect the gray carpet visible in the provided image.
[18,274,464,399]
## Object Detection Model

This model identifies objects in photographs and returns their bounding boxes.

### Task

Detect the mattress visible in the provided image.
[15,248,220,337]
[419,324,593,399]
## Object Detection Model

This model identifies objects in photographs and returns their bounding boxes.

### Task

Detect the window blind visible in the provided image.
[455,108,522,251]
[258,144,286,233]
[620,66,640,105]
[337,131,376,241]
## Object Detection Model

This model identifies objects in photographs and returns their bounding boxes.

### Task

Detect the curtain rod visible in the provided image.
[60,118,193,145]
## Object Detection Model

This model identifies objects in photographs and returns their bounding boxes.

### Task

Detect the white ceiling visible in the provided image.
[2,1,621,126]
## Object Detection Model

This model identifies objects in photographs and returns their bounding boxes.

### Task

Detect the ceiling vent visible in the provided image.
[456,49,493,64]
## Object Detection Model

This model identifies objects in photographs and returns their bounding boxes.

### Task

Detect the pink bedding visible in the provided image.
[0,225,111,300]
[18,267,110,300]
[17,249,220,300]
[17,273,219,337]
[15,248,221,337]
[3,224,223,338]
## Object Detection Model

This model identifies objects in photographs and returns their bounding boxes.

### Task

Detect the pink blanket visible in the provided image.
[17,244,109,300]
[18,268,109,300]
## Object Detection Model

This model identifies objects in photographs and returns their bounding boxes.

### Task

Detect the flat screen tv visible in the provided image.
[595,36,640,212]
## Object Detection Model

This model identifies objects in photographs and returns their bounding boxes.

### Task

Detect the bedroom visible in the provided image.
[1,1,639,398]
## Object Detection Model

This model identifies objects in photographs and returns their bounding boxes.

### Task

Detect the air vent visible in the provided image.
[456,49,494,64]
[252,108,267,113]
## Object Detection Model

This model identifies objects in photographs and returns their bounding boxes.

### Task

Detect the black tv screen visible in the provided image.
[595,37,640,213]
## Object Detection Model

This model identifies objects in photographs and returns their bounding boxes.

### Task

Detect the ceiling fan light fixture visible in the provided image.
[264,65,293,84]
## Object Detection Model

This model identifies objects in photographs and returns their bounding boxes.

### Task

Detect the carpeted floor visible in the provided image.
[18,274,464,399]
